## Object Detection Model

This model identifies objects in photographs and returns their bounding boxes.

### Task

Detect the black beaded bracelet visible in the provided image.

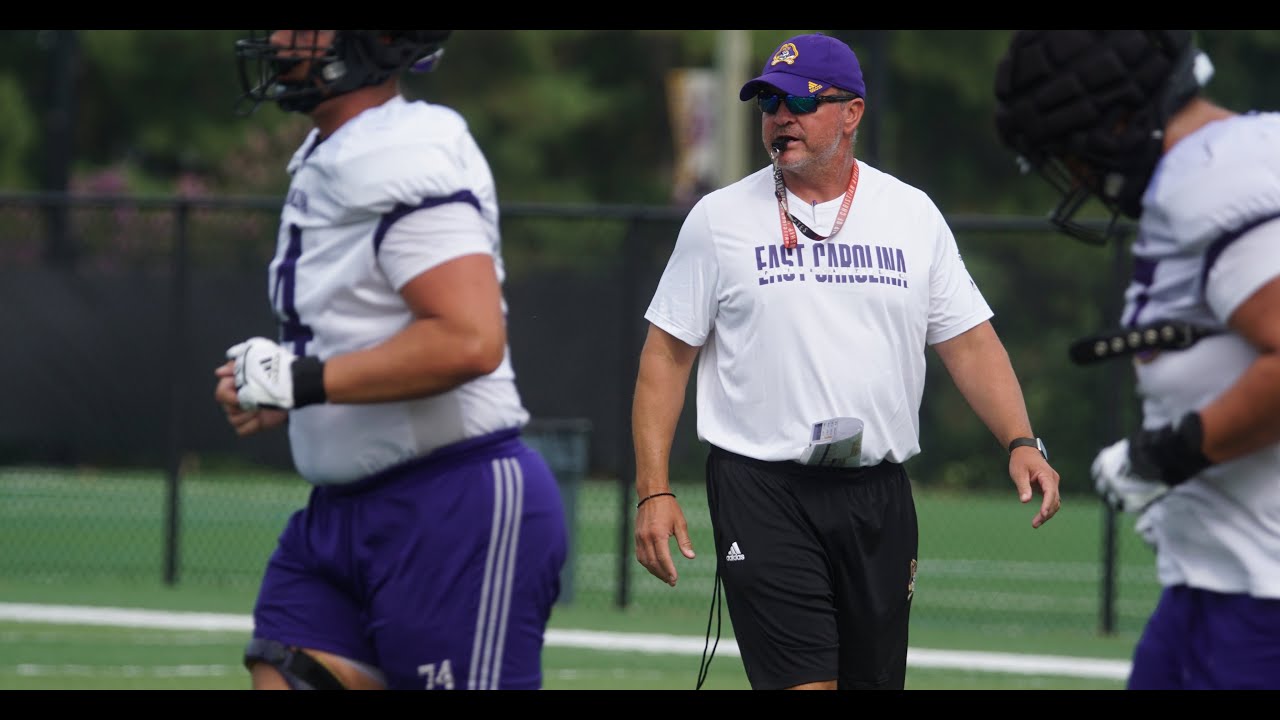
[636,491,676,509]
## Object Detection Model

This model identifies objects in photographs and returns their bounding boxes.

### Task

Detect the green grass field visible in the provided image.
[0,587,1135,690]
[0,466,1155,690]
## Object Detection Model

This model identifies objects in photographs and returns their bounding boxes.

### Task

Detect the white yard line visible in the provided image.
[0,602,1130,681]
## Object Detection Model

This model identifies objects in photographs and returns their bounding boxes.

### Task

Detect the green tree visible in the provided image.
[0,73,37,189]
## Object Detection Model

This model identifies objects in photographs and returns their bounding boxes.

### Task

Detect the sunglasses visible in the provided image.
[757,93,860,115]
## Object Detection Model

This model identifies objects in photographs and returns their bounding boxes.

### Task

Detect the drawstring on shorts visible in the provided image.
[696,563,723,689]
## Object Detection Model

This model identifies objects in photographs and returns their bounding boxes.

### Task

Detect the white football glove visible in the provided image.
[226,337,298,411]
[1091,438,1170,514]
[1133,500,1162,550]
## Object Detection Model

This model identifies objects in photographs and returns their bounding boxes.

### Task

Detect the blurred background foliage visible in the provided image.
[4,30,1276,208]
[2,29,1278,494]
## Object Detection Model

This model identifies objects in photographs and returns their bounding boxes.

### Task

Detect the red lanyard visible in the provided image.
[773,158,860,250]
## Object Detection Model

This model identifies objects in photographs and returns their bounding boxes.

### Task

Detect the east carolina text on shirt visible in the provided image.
[755,241,908,286]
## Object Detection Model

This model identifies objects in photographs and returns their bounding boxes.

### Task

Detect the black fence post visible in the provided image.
[1098,230,1130,634]
[163,200,190,585]
[615,219,644,609]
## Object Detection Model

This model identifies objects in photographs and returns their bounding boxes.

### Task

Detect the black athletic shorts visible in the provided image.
[705,445,918,690]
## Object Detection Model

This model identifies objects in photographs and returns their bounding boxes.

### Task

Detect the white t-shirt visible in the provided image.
[1125,111,1280,597]
[645,160,993,465]
[267,95,529,485]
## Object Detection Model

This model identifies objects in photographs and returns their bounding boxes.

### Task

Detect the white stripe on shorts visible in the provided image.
[468,456,524,689]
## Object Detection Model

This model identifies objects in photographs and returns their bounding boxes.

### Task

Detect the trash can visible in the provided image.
[522,417,592,605]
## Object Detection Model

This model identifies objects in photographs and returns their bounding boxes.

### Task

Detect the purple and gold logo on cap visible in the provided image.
[768,43,826,93]
[770,42,800,66]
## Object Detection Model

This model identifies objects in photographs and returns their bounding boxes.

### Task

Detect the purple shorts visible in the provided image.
[1128,584,1280,689]
[250,428,568,689]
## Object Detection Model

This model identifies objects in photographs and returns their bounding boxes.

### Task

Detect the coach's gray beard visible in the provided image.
[810,130,847,169]
[774,131,846,177]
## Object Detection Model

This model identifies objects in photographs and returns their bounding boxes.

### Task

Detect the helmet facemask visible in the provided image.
[1026,154,1125,246]
[234,31,340,115]
[234,30,451,116]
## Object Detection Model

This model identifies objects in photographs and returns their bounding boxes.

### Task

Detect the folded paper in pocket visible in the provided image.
[798,417,864,468]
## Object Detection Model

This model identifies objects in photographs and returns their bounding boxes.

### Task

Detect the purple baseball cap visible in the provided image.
[738,33,866,102]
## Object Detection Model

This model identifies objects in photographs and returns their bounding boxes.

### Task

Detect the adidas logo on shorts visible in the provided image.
[725,541,745,562]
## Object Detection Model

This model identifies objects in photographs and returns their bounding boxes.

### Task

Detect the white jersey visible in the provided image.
[1126,112,1280,597]
[268,95,529,485]
[645,160,993,465]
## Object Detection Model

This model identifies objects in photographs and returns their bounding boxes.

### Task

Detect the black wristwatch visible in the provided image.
[1008,437,1048,460]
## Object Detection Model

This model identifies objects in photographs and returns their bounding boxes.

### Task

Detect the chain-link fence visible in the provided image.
[0,192,1153,637]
